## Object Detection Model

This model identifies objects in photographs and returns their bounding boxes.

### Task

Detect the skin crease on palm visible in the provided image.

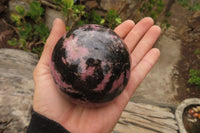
[32,17,161,133]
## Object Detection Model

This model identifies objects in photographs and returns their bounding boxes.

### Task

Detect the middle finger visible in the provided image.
[124,17,154,53]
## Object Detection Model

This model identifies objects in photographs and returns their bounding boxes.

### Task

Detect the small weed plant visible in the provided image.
[138,0,171,30]
[52,0,86,30]
[8,1,49,55]
[178,0,200,11]
[53,0,121,29]
[139,0,164,20]
[188,69,200,89]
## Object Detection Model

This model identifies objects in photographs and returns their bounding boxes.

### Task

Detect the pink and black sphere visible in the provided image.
[50,24,130,106]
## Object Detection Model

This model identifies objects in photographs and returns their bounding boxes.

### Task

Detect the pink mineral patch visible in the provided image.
[93,71,112,91]
[109,72,125,93]
[62,57,67,64]
[63,37,89,62]
[126,70,130,79]
[51,61,72,89]
[62,36,90,72]
[80,67,95,80]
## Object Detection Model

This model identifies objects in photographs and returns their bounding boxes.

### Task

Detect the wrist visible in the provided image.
[27,109,70,133]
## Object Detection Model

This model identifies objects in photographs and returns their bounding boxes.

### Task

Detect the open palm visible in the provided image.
[33,18,161,133]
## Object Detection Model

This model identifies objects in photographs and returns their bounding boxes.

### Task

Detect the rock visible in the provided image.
[100,0,126,12]
[0,49,38,133]
[113,102,178,133]
[8,0,33,13]
[95,9,106,17]
[85,0,98,10]
[175,98,200,133]
[45,7,65,30]
[188,11,200,29]
[97,0,141,20]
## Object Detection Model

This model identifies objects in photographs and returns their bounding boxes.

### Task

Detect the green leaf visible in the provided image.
[77,20,85,26]
[115,18,121,24]
[190,3,200,11]
[18,23,32,40]
[100,19,105,25]
[73,5,85,14]
[8,38,18,46]
[188,69,200,88]
[165,12,172,17]
[62,0,74,8]
[194,50,200,55]
[33,23,49,43]
[106,10,119,23]
[53,0,62,3]
[18,38,27,48]
[11,14,22,26]
[156,6,164,14]
[105,9,121,29]
[27,1,44,20]
[15,5,25,16]
[32,45,44,56]
[150,11,158,20]
[66,26,70,31]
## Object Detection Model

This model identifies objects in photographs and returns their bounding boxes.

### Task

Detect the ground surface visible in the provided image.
[0,19,16,49]
[132,1,200,105]
[168,2,200,102]
[176,26,200,101]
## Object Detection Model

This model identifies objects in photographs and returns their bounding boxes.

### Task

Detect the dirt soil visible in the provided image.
[165,2,200,101]
[0,0,19,49]
[175,26,200,102]
[0,19,19,49]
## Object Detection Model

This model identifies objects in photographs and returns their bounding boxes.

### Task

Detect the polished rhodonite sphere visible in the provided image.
[50,24,130,106]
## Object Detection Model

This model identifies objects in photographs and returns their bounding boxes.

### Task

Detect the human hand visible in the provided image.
[33,17,161,133]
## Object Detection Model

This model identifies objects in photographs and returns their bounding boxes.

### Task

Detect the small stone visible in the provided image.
[100,0,126,11]
[85,0,98,10]
[196,106,200,111]
[45,8,65,30]
[192,107,198,112]
[193,112,199,118]
[8,0,33,13]
[188,109,195,114]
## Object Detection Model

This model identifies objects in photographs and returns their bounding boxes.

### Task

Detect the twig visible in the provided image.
[2,19,20,37]
[69,13,82,30]
[28,40,43,49]
[40,0,61,10]
[35,40,43,45]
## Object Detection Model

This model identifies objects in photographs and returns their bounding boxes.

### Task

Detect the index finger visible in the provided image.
[114,20,135,39]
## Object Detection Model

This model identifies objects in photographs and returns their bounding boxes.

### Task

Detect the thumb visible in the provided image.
[39,18,66,66]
